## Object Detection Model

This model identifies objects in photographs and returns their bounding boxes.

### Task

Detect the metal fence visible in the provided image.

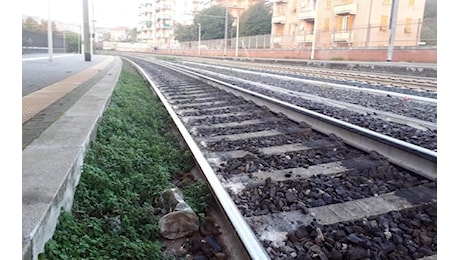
[22,30,70,54]
[175,18,436,51]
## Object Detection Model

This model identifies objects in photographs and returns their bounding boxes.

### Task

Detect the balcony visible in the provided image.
[272,0,288,2]
[272,14,286,24]
[160,23,172,29]
[333,2,357,15]
[333,31,353,42]
[295,33,314,43]
[298,9,316,20]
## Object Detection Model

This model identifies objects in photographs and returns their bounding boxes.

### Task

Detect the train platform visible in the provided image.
[22,53,122,260]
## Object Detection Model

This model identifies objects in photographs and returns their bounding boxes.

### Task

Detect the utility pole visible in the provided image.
[387,0,399,61]
[83,0,91,61]
[47,0,53,61]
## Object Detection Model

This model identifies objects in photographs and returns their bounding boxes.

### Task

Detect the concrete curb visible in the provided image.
[22,56,122,260]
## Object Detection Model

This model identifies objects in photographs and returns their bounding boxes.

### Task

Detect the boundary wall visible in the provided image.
[103,41,436,63]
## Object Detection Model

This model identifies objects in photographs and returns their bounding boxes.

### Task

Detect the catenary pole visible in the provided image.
[387,0,399,61]
[235,15,239,57]
[83,0,91,61]
[47,0,53,61]
[198,23,201,56]
[224,7,228,56]
[310,0,319,60]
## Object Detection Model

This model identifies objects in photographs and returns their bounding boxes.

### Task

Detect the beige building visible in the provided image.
[271,0,426,48]
[214,0,261,17]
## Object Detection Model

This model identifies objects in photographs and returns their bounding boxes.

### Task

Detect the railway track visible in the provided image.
[177,57,437,93]
[172,59,437,152]
[124,55,437,260]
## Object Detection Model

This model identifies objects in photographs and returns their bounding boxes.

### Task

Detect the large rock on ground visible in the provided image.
[159,210,200,239]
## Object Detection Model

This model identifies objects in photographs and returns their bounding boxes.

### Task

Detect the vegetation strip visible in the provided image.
[38,60,210,259]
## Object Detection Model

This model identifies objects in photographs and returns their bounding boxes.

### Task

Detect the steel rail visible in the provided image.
[156,59,437,181]
[123,57,271,260]
[182,61,437,104]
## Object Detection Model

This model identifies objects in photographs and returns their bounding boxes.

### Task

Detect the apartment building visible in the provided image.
[138,0,200,48]
[271,0,426,48]
[138,1,155,44]
[213,0,261,18]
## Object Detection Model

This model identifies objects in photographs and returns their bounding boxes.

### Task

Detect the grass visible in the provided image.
[38,60,204,259]
[329,56,344,61]
[155,56,180,62]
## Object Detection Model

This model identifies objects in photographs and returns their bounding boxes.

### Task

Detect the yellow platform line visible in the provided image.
[22,56,114,124]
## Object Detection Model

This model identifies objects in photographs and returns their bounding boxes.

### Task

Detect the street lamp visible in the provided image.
[226,5,245,58]
[195,13,228,56]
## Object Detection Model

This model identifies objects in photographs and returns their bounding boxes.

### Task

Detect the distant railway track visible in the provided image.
[123,54,437,260]
[177,57,437,92]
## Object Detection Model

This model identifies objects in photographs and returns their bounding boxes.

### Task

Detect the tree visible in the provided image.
[238,1,272,37]
[130,27,138,42]
[174,23,199,42]
[194,5,234,40]
[420,0,436,45]
[23,17,40,31]
[64,31,81,53]
[22,17,57,33]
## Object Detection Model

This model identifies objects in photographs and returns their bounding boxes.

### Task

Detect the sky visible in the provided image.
[22,0,140,28]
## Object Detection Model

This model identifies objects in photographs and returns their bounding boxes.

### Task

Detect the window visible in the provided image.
[404,17,412,33]
[323,18,330,31]
[409,0,415,7]
[337,16,344,31]
[383,0,391,5]
[326,0,331,8]
[380,15,388,31]
[290,23,297,34]
[275,24,284,35]
[336,15,353,32]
